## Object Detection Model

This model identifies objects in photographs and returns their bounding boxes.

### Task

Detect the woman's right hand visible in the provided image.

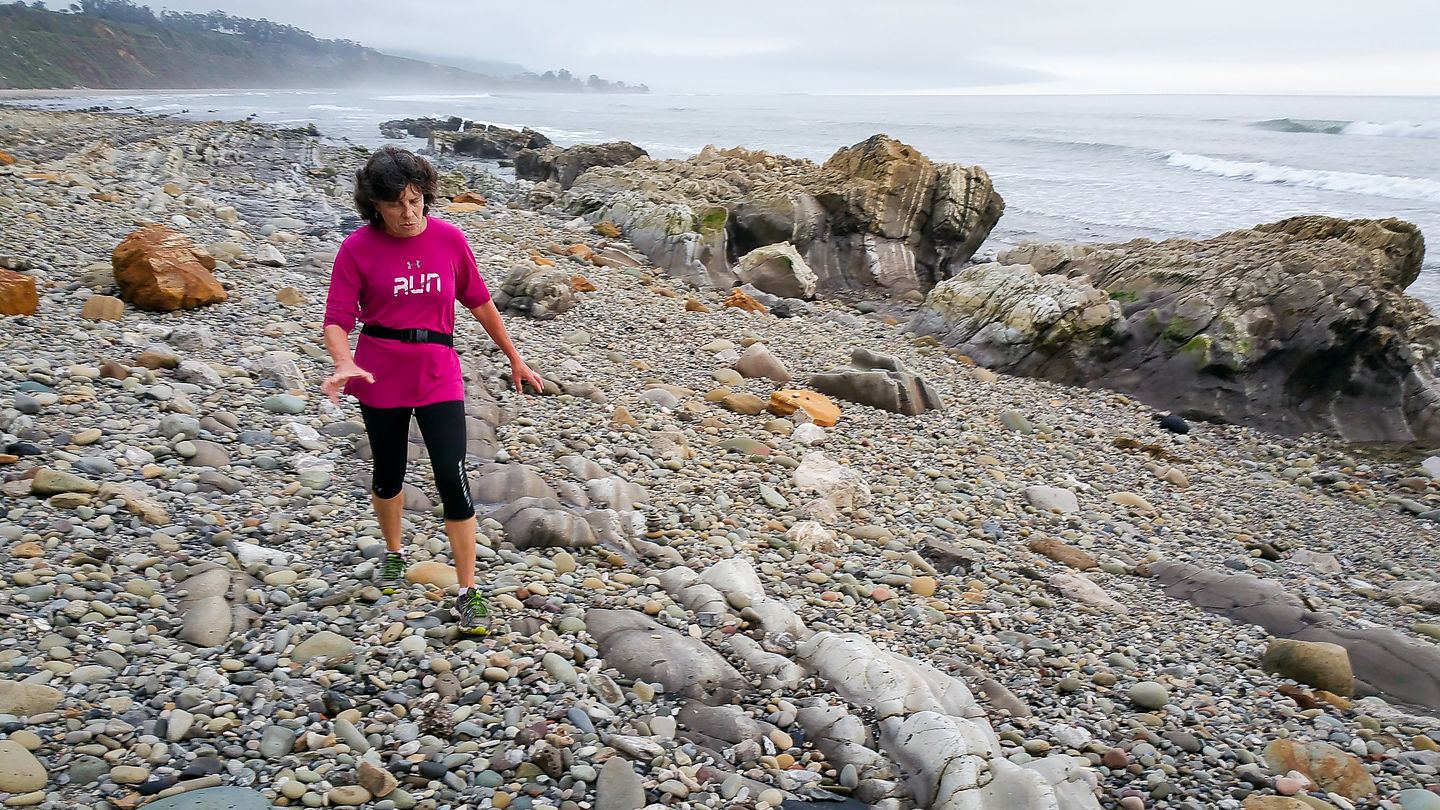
[322,361,375,405]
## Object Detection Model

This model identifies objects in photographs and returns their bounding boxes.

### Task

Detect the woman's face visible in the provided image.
[376,184,426,238]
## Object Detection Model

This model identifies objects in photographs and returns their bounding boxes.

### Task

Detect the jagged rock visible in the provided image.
[734,342,791,383]
[585,609,746,703]
[441,124,551,159]
[112,225,226,311]
[810,348,941,415]
[515,141,647,190]
[735,242,818,299]
[558,135,1003,298]
[0,267,38,315]
[492,262,576,320]
[378,116,465,139]
[793,452,872,510]
[910,216,1440,443]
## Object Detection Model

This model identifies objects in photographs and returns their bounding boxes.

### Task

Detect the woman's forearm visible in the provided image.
[470,301,523,361]
[324,324,357,367]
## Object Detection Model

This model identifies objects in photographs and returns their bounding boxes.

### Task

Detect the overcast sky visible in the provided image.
[145,0,1440,94]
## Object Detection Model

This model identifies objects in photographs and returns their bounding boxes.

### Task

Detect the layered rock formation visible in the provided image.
[908,216,1439,444]
[515,141,648,190]
[556,134,1003,299]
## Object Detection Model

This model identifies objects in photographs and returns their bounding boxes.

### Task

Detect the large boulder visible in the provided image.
[558,135,1003,298]
[0,267,38,316]
[112,225,227,311]
[734,242,818,299]
[516,141,648,190]
[909,216,1440,443]
[809,348,942,415]
[492,262,577,320]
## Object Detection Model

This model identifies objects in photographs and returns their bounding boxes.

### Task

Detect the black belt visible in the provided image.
[360,324,454,346]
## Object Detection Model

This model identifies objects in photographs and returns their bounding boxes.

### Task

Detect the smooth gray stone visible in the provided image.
[595,756,646,810]
[140,786,271,810]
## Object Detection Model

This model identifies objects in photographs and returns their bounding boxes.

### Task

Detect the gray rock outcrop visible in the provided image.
[515,141,648,190]
[909,216,1438,443]
[557,134,1003,299]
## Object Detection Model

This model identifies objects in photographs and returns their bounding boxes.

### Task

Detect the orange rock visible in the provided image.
[530,256,556,267]
[452,192,488,205]
[872,586,894,602]
[593,221,621,238]
[767,390,840,426]
[1263,739,1376,800]
[1027,536,1097,570]
[565,244,593,260]
[11,542,44,559]
[652,286,678,299]
[0,268,39,316]
[81,294,124,321]
[570,275,597,293]
[547,244,567,255]
[685,297,710,313]
[443,202,484,214]
[112,225,226,311]
[0,150,15,165]
[724,288,768,314]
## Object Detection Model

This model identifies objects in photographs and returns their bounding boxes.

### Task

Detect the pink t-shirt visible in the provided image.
[323,218,491,408]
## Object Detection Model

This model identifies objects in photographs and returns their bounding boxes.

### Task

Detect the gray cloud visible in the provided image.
[144,0,1440,93]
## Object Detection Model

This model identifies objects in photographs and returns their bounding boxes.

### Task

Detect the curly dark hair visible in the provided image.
[353,145,440,228]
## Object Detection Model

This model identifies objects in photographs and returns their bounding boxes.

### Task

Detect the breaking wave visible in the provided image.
[1164,151,1440,203]
[1255,117,1440,139]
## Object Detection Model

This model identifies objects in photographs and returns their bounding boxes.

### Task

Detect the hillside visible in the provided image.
[0,2,646,92]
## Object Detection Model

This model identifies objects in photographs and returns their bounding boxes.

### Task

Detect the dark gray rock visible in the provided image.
[515,141,647,190]
[809,348,942,415]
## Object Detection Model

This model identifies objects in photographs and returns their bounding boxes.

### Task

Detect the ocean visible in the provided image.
[11,89,1440,307]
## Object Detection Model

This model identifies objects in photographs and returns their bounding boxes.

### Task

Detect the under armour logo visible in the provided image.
[406,260,422,271]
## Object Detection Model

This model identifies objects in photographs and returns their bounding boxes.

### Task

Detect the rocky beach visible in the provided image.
[3,105,1440,810]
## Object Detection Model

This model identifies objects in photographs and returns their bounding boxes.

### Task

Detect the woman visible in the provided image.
[321,145,543,635]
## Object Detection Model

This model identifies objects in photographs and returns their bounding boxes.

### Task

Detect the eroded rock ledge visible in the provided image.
[909,215,1438,444]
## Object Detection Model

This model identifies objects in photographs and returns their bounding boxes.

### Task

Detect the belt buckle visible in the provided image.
[412,328,429,343]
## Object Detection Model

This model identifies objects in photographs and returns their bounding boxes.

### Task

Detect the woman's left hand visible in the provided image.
[510,357,545,395]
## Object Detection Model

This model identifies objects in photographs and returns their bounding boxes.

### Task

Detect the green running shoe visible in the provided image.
[455,587,491,636]
[378,551,406,594]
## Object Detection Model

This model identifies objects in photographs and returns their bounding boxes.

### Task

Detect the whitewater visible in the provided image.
[10,89,1440,306]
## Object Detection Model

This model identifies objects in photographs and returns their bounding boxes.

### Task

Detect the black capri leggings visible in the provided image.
[358,400,475,521]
